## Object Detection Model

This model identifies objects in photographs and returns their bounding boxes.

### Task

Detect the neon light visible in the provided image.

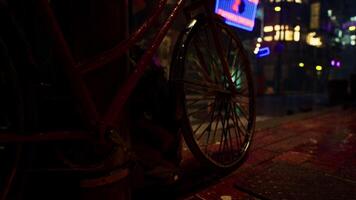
[316,65,323,71]
[274,6,281,12]
[299,62,304,67]
[331,60,335,66]
[232,0,241,12]
[257,47,270,57]
[215,0,259,31]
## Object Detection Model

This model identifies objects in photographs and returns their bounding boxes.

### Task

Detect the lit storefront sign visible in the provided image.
[215,0,259,31]
[269,0,302,3]
[263,25,300,42]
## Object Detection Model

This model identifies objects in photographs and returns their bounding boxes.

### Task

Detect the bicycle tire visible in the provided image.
[170,16,255,171]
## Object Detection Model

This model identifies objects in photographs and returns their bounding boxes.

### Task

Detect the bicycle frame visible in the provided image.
[0,0,234,142]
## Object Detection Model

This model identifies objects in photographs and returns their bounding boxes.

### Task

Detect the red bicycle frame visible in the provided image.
[0,0,233,143]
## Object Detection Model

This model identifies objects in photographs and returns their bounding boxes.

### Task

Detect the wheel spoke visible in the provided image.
[175,19,255,169]
[187,102,215,117]
[186,95,216,107]
[192,44,214,83]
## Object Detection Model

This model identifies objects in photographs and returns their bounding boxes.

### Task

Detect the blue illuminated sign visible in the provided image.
[257,47,270,57]
[215,0,259,31]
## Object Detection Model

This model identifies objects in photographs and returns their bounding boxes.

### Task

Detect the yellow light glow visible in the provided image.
[257,37,262,42]
[264,26,273,32]
[274,25,280,31]
[295,0,302,3]
[294,31,300,41]
[306,32,322,47]
[285,30,294,41]
[316,65,323,71]
[294,25,301,31]
[349,26,356,31]
[274,31,280,41]
[280,30,285,40]
[274,6,281,12]
[299,63,304,67]
[256,43,261,47]
[264,36,273,42]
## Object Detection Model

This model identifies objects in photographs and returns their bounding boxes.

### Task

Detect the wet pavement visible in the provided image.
[179,106,356,200]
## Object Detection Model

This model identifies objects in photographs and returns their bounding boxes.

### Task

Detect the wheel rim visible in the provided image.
[180,21,255,168]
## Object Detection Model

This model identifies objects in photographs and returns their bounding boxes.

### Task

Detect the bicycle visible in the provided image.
[0,0,256,199]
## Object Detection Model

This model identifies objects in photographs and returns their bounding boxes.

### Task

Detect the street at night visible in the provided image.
[178,106,356,200]
[1,0,356,199]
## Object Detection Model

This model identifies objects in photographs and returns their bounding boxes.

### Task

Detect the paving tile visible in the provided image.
[262,134,311,153]
[272,151,312,164]
[244,149,279,167]
[179,108,356,200]
[235,162,356,200]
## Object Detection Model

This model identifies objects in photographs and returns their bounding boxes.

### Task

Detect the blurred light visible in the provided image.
[299,62,304,67]
[331,60,335,66]
[338,30,342,37]
[274,6,281,12]
[294,25,301,31]
[327,10,332,17]
[215,0,258,31]
[295,0,302,3]
[306,32,322,47]
[274,31,280,41]
[264,26,273,32]
[349,26,356,31]
[274,25,281,31]
[351,35,356,40]
[285,30,293,41]
[264,36,273,41]
[256,43,261,47]
[257,47,270,58]
[294,31,300,41]
[351,41,356,45]
[316,65,323,71]
[257,37,262,42]
[336,61,341,67]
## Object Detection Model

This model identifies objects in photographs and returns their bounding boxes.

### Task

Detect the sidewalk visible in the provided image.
[180,106,356,200]
[255,93,329,121]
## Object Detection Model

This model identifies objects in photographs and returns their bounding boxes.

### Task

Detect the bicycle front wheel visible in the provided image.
[170,17,255,171]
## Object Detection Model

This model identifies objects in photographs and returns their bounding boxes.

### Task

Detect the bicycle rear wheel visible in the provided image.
[170,17,255,171]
